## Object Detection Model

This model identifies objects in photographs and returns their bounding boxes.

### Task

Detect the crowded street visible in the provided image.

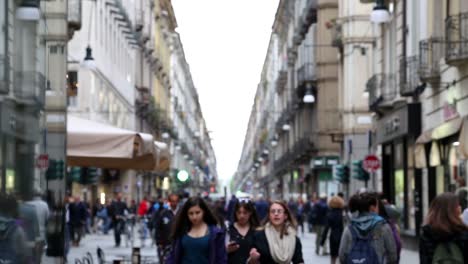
[3,0,468,263]
[65,224,419,263]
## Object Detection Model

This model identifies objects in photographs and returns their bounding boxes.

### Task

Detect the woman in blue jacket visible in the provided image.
[166,197,227,264]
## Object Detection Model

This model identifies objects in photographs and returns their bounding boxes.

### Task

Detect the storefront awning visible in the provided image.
[154,141,170,172]
[67,115,157,170]
[414,117,464,168]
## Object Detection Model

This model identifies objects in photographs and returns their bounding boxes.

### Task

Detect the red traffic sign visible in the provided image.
[36,154,49,169]
[363,155,380,173]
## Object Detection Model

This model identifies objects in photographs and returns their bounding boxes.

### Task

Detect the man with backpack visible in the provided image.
[314,193,329,255]
[339,192,398,264]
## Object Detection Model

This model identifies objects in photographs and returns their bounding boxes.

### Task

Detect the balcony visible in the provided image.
[445,12,468,65]
[276,63,288,93]
[419,38,444,83]
[273,151,292,176]
[0,55,8,94]
[399,56,422,96]
[291,137,314,164]
[135,9,144,32]
[297,62,316,97]
[367,73,397,112]
[67,0,82,38]
[14,71,46,107]
[295,0,318,44]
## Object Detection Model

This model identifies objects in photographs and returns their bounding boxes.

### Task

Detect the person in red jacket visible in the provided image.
[138,196,149,217]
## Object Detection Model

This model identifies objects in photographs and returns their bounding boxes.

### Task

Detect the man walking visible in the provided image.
[314,193,329,255]
[109,193,127,247]
[154,194,179,263]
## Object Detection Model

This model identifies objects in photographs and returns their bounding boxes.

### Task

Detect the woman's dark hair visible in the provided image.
[170,197,219,240]
[425,192,468,234]
[233,200,260,228]
[348,192,379,214]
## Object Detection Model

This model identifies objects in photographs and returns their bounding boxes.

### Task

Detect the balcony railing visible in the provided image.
[367,73,397,112]
[399,56,421,96]
[0,55,8,94]
[67,0,82,32]
[297,63,316,86]
[291,137,314,163]
[419,37,444,83]
[446,12,468,65]
[276,62,288,93]
[14,71,46,107]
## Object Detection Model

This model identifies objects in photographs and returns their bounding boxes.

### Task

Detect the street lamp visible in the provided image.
[303,85,315,103]
[82,45,97,70]
[16,0,41,21]
[162,132,170,139]
[370,0,391,24]
[282,123,291,131]
[271,139,278,147]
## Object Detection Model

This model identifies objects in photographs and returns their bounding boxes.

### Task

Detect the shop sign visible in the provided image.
[375,103,421,144]
[312,156,340,169]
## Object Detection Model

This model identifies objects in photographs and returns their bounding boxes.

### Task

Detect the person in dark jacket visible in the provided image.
[68,196,87,246]
[419,192,468,264]
[313,193,328,255]
[254,197,268,223]
[320,196,344,264]
[226,195,238,224]
[226,200,260,264]
[155,194,179,263]
[165,197,227,264]
[109,193,128,247]
[248,200,303,264]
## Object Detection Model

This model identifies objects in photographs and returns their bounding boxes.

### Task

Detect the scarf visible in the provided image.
[264,222,296,264]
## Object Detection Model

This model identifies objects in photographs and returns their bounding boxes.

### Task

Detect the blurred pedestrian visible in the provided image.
[26,190,50,262]
[226,200,260,264]
[254,196,268,223]
[419,192,468,263]
[226,195,238,224]
[109,193,128,247]
[313,193,328,255]
[320,196,344,264]
[155,194,179,263]
[69,196,86,246]
[166,197,227,264]
[296,198,305,235]
[378,194,401,262]
[303,193,318,233]
[339,192,398,264]
[463,207,468,225]
[248,201,303,264]
[0,193,31,263]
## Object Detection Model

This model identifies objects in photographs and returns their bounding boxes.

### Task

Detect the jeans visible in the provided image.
[114,219,124,246]
[314,225,328,254]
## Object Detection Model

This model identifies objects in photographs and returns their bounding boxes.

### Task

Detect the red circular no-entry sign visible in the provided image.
[363,155,380,173]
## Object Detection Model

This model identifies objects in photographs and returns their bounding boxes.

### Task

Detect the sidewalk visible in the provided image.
[66,228,420,264]
[68,230,158,263]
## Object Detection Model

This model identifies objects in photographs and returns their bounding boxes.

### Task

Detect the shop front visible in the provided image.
[312,156,340,197]
[375,103,421,245]
[415,116,468,212]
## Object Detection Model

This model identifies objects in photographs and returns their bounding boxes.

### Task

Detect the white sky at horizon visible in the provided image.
[172,1,280,187]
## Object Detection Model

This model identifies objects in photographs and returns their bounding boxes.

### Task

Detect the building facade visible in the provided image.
[170,32,218,196]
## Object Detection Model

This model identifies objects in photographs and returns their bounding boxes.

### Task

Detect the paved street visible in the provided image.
[66,227,419,263]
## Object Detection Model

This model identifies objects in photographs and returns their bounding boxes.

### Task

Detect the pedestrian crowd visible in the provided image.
[2,188,468,263]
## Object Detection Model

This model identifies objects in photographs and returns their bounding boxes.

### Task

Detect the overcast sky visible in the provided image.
[171,1,280,187]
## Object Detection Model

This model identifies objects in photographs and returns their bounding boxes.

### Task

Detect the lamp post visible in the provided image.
[16,0,40,21]
[303,85,315,103]
[370,0,391,24]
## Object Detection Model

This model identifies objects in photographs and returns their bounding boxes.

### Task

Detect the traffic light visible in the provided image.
[177,170,190,182]
[352,160,370,182]
[87,167,99,184]
[70,167,81,182]
[46,159,65,180]
[80,167,99,185]
[334,164,350,184]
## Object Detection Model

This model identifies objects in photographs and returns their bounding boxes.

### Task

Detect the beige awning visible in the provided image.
[67,115,157,170]
[414,117,464,168]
